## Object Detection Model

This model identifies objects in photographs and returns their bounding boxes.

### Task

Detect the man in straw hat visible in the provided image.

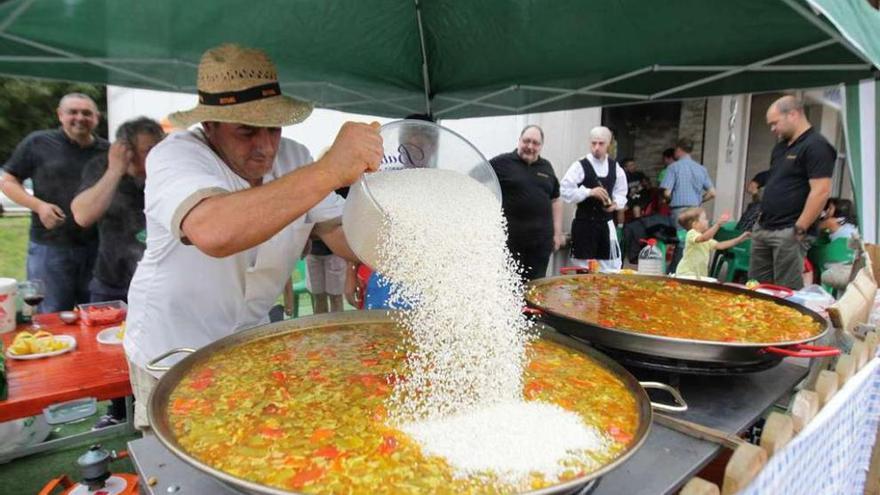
[122,44,382,428]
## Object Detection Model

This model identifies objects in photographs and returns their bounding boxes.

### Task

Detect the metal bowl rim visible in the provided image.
[526,273,831,349]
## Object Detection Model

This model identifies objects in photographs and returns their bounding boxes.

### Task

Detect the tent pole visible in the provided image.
[0,32,180,90]
[517,85,649,100]
[0,55,199,66]
[435,95,518,112]
[655,64,871,72]
[434,86,517,117]
[650,39,836,99]
[414,0,432,116]
[0,0,35,34]
[517,66,655,112]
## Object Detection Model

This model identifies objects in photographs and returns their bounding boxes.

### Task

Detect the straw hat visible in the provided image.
[168,44,312,128]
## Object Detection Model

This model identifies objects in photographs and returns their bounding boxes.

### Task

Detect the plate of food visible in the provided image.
[7,331,76,360]
[96,324,125,345]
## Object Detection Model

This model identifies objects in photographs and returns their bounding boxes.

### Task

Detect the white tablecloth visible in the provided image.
[740,355,880,495]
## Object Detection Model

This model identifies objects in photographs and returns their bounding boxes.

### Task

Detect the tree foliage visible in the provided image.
[0,77,107,164]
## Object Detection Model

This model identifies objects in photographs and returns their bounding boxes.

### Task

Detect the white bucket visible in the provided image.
[0,278,17,333]
[342,120,500,268]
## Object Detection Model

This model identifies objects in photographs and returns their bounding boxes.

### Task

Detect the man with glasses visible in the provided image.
[1,93,108,311]
[490,125,564,281]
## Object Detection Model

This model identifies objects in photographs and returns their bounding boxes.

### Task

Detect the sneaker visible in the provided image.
[91,414,122,430]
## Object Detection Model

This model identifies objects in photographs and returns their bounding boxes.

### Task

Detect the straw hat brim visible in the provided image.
[168,94,313,128]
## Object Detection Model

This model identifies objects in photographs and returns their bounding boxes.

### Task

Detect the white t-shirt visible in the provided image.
[123,130,344,375]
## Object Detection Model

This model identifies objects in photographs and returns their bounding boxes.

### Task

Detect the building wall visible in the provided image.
[703,95,751,220]
[603,102,681,183]
[678,99,707,161]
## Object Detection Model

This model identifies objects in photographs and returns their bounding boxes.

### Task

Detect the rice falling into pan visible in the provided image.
[368,169,609,487]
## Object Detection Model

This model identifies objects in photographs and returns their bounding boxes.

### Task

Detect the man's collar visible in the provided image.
[514,149,540,166]
[587,153,608,165]
[787,126,814,147]
[58,126,97,148]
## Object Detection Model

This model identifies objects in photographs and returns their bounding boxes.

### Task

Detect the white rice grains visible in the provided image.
[363,168,610,488]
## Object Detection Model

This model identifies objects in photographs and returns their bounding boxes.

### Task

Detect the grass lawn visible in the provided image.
[0,215,28,281]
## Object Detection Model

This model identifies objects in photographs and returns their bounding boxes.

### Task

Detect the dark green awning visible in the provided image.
[0,0,877,118]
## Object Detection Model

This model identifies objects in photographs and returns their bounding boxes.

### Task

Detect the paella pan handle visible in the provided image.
[522,306,544,316]
[146,348,196,372]
[762,343,840,358]
[560,266,590,275]
[754,284,795,297]
[639,381,688,413]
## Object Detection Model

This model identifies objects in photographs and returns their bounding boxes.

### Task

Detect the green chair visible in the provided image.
[808,237,855,289]
[290,259,311,318]
[711,239,752,282]
[709,222,742,278]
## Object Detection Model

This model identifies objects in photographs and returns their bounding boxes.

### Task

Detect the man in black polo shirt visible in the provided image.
[490,125,564,281]
[1,93,108,311]
[749,96,835,289]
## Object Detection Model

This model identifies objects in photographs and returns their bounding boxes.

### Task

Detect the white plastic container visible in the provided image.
[343,120,501,268]
[0,278,17,333]
[637,239,665,275]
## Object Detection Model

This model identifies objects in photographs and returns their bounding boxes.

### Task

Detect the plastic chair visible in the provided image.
[709,221,742,276]
[289,259,311,318]
[711,239,752,282]
[807,237,855,285]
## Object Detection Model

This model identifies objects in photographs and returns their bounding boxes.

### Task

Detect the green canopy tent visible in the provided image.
[0,0,878,239]
[0,0,877,119]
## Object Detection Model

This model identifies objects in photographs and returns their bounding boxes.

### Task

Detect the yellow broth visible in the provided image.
[166,322,640,494]
[529,276,822,343]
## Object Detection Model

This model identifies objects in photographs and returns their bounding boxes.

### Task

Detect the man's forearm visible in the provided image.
[552,199,563,235]
[0,173,43,211]
[701,189,716,203]
[71,171,123,227]
[796,181,831,230]
[182,161,340,257]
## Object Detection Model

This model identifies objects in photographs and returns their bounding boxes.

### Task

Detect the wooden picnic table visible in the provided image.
[0,313,131,422]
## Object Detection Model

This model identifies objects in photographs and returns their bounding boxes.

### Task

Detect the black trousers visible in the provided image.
[509,239,553,282]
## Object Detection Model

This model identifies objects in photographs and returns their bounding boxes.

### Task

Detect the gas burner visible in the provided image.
[592,345,782,376]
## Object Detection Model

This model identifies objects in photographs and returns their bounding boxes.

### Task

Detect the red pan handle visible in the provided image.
[522,307,544,316]
[754,284,795,297]
[560,266,590,275]
[762,343,840,358]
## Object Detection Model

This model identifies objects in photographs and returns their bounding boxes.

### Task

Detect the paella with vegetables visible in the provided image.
[164,322,641,494]
[527,275,823,344]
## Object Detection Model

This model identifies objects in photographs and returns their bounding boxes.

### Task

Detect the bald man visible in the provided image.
[749,95,836,289]
[2,93,108,311]
[560,126,628,272]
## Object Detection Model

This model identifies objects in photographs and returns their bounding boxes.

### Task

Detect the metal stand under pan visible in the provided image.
[592,345,782,375]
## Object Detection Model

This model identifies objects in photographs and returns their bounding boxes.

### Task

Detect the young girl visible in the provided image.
[676,208,749,278]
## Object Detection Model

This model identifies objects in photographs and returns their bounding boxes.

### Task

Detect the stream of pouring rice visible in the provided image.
[368,169,610,486]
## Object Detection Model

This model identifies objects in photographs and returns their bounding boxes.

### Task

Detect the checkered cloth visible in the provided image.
[739,354,880,495]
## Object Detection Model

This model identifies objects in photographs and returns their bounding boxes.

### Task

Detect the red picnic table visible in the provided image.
[0,312,134,461]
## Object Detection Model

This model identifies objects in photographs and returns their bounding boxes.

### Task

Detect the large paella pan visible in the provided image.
[147,311,680,495]
[526,273,837,368]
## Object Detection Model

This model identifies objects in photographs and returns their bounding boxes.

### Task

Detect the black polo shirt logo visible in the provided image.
[786,154,797,160]
[536,172,550,178]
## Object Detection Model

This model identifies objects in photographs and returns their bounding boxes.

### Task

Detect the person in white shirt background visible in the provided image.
[560,126,628,272]
[122,44,383,429]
